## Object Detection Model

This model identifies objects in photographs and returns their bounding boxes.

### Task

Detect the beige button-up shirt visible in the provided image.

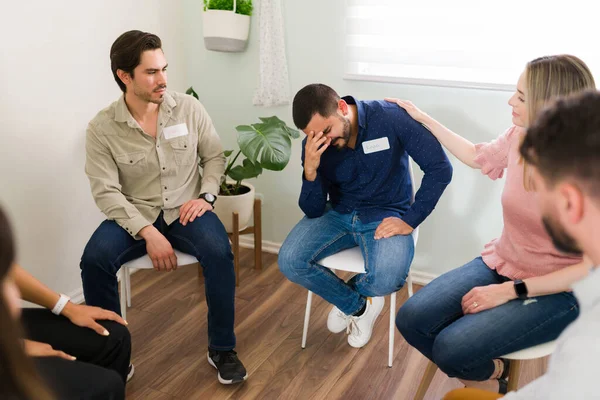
[85,91,225,238]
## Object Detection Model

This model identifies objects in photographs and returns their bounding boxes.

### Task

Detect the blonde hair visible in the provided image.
[523,55,596,190]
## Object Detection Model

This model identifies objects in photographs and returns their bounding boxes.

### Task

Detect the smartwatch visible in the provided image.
[199,192,217,206]
[513,279,529,300]
[51,294,71,315]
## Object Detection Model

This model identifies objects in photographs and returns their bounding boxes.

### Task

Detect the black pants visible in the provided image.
[21,308,131,400]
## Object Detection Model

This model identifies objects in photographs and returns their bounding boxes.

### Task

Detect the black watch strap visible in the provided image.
[199,192,216,205]
[513,279,529,300]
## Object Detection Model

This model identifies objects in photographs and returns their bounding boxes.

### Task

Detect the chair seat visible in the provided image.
[122,250,198,269]
[502,340,556,360]
[318,247,366,273]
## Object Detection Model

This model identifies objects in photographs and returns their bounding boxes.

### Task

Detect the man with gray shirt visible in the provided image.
[80,30,246,385]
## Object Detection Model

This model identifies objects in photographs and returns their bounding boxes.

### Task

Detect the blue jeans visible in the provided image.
[80,211,236,351]
[278,209,415,315]
[396,257,579,381]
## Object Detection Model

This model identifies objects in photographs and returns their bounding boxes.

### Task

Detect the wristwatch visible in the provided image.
[513,279,529,300]
[199,192,217,206]
[51,294,71,315]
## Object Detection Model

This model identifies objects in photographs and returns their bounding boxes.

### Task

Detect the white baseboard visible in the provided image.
[67,287,85,305]
[238,236,438,285]
[66,269,140,305]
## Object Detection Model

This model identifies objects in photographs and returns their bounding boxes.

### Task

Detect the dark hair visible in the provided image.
[292,84,341,129]
[521,89,600,198]
[110,30,162,93]
[0,207,54,400]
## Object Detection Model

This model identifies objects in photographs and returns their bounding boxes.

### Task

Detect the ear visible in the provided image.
[559,182,585,225]
[116,69,131,86]
[338,99,349,116]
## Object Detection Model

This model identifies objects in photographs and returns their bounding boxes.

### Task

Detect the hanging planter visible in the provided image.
[203,0,252,52]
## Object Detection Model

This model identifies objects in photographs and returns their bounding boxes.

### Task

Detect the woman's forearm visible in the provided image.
[420,116,480,169]
[12,264,60,310]
[523,257,591,297]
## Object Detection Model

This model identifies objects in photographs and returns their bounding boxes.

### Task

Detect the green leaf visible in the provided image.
[223,150,234,157]
[228,158,263,181]
[235,116,299,171]
[186,86,199,100]
[205,0,253,15]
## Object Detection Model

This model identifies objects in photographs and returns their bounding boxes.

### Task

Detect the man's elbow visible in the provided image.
[299,202,325,219]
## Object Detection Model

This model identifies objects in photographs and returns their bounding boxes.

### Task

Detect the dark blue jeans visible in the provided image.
[396,257,579,381]
[278,209,414,315]
[80,211,236,351]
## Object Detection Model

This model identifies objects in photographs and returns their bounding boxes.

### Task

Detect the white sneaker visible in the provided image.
[347,297,384,348]
[127,364,135,382]
[327,305,348,333]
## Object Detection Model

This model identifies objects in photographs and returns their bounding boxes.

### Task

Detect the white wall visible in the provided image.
[0,1,187,299]
[1,0,512,299]
[184,0,510,276]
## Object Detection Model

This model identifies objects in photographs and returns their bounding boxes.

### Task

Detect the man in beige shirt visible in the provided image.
[80,30,247,385]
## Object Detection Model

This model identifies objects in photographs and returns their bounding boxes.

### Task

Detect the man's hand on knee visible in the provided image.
[374,217,414,239]
[179,198,213,226]
[139,226,178,271]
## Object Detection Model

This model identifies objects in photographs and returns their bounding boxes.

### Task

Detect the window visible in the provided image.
[345,0,599,91]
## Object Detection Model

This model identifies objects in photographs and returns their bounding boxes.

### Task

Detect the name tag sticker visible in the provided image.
[362,137,390,154]
[163,123,189,140]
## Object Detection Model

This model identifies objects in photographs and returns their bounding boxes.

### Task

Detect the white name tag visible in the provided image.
[362,137,390,154]
[163,123,189,140]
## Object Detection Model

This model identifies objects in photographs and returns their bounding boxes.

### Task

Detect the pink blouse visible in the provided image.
[474,126,581,279]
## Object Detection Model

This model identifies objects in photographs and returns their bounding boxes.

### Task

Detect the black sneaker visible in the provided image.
[207,349,248,384]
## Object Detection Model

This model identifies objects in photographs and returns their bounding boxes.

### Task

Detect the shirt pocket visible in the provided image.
[170,138,196,166]
[115,151,147,176]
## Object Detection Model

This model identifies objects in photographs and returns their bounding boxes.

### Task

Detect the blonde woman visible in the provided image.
[390,55,595,393]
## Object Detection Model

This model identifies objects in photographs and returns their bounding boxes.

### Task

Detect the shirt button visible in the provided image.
[162,167,166,170]
[129,160,133,163]
[164,186,167,190]
[165,198,169,201]
[160,122,163,126]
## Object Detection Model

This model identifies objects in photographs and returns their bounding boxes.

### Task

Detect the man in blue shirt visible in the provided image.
[278,84,452,348]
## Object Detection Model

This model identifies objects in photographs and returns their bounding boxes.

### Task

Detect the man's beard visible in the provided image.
[134,84,166,104]
[332,116,351,149]
[542,215,583,255]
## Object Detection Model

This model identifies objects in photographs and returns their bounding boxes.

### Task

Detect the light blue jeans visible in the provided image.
[278,209,415,315]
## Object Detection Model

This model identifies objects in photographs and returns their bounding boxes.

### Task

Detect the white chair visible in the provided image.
[414,340,557,399]
[301,159,419,368]
[118,250,198,319]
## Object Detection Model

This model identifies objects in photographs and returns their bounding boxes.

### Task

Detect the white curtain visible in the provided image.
[253,0,290,106]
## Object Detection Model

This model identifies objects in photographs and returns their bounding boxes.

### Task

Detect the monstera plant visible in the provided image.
[186,87,299,231]
[221,116,300,194]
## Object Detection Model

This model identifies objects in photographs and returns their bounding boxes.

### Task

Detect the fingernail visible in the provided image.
[71,356,77,360]
[103,330,110,336]
[124,320,129,326]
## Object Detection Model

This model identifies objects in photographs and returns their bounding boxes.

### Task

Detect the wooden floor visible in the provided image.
[125,248,547,400]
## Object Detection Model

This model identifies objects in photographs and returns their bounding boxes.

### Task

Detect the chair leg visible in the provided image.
[253,198,262,270]
[232,212,240,287]
[507,359,521,392]
[125,267,132,307]
[388,292,396,367]
[119,269,127,320]
[302,291,313,349]
[414,360,438,400]
[407,272,414,298]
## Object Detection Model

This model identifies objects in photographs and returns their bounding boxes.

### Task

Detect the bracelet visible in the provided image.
[51,294,70,315]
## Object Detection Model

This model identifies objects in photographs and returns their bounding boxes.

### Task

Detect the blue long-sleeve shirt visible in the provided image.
[299,96,453,228]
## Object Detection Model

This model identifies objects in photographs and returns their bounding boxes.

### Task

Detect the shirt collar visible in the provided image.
[114,91,177,128]
[342,95,367,130]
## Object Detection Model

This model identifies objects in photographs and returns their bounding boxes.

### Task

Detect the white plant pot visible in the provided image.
[203,10,250,52]
[213,182,255,233]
